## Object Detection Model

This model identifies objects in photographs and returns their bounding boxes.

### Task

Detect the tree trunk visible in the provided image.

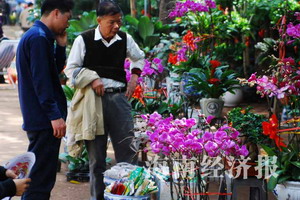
[159,0,176,24]
[130,0,136,17]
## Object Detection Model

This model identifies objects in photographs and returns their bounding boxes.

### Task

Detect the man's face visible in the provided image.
[53,10,72,35]
[97,13,122,40]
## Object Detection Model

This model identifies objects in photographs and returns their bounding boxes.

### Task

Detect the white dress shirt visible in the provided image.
[65,26,145,88]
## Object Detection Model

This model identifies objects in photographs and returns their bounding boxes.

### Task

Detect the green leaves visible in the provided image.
[62,85,75,102]
[267,170,284,191]
[123,15,170,51]
[228,107,269,145]
[67,10,98,45]
[263,142,300,191]
[138,16,154,41]
[184,62,239,98]
[124,15,139,27]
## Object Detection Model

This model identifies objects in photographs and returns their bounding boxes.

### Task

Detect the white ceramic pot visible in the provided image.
[274,181,300,200]
[104,192,151,200]
[200,98,224,118]
[221,85,243,107]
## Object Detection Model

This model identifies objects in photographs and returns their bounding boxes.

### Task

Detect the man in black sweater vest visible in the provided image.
[65,1,145,200]
[0,166,31,198]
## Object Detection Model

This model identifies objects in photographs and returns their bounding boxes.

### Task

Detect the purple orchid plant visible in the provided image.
[247,12,300,100]
[141,112,249,158]
[169,0,216,18]
[124,58,164,84]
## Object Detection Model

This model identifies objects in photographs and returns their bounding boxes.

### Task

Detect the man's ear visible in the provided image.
[97,16,102,24]
[52,9,60,18]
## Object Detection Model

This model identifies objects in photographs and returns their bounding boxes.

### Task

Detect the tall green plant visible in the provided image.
[121,15,170,52]
[66,10,98,45]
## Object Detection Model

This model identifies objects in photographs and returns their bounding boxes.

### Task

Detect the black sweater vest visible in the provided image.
[81,29,127,84]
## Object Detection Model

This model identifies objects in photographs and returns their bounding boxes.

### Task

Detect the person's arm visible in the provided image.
[0,179,16,198]
[65,36,104,95]
[65,35,85,79]
[0,166,7,181]
[29,36,65,137]
[125,33,145,99]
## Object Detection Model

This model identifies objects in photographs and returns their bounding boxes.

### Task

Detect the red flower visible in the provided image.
[132,85,145,105]
[210,60,221,68]
[183,30,199,51]
[262,114,287,151]
[208,78,220,84]
[245,36,250,47]
[168,53,178,65]
[258,29,265,38]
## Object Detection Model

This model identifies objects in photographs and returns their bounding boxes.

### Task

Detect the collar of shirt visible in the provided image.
[33,20,55,41]
[94,25,122,47]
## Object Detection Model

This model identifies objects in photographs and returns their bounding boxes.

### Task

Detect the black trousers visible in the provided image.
[22,129,61,200]
[85,92,138,200]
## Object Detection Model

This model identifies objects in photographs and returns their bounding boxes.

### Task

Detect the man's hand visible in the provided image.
[5,169,17,179]
[55,31,67,47]
[91,78,104,96]
[51,118,66,138]
[125,74,138,100]
[13,178,31,196]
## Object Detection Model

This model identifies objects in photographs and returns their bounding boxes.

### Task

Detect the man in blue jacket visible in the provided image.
[16,0,74,199]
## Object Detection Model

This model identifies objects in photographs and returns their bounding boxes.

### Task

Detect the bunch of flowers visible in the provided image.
[125,58,169,115]
[141,112,248,199]
[169,0,216,18]
[124,58,164,84]
[141,112,248,158]
[247,57,300,100]
[248,12,300,101]
[168,30,213,74]
[286,12,300,38]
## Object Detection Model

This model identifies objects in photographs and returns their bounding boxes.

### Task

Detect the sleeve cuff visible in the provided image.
[131,68,142,76]
[1,179,16,197]
[0,166,7,181]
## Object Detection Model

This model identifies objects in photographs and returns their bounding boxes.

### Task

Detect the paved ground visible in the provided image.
[0,85,91,200]
[0,25,91,200]
[0,25,277,200]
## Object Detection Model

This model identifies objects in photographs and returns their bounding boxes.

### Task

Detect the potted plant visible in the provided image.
[259,114,300,199]
[184,59,239,117]
[141,112,249,200]
[245,11,300,198]
[227,106,269,161]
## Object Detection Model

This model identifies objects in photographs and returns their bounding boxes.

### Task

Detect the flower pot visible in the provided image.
[274,181,300,200]
[200,98,224,118]
[104,191,151,200]
[221,85,243,107]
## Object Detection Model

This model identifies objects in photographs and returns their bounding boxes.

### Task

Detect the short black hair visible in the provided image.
[41,0,74,16]
[28,2,33,7]
[97,0,122,17]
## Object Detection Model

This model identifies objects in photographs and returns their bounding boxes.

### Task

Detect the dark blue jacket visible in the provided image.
[16,20,67,131]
